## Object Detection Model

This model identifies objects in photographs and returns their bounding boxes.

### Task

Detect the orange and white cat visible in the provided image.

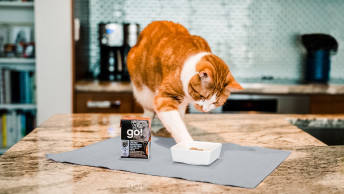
[127,21,243,143]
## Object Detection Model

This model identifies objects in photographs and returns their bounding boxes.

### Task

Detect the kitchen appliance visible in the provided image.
[122,23,140,81]
[301,34,338,83]
[98,23,123,81]
[98,23,139,81]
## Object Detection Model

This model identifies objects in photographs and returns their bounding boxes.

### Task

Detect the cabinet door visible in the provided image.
[76,92,142,113]
[309,95,344,114]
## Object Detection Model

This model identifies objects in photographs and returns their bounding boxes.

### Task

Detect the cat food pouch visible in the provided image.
[121,117,151,159]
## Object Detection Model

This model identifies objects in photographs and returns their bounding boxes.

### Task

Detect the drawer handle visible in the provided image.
[87,100,121,108]
[111,100,121,108]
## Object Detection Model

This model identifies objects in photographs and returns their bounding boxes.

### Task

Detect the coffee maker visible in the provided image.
[98,23,123,81]
[98,23,139,81]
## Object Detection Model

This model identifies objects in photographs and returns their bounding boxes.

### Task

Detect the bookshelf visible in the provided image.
[0,58,35,63]
[0,1,36,155]
[0,58,35,71]
[0,1,34,7]
[0,104,36,110]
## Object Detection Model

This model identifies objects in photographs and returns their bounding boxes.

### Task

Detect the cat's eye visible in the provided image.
[213,101,222,106]
[200,95,205,101]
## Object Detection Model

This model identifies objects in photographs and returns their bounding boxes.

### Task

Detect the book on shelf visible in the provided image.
[1,114,4,148]
[20,71,25,103]
[0,110,35,148]
[0,68,35,104]
[10,70,20,103]
[7,111,16,147]
[31,72,35,104]
[0,70,3,104]
[3,69,11,104]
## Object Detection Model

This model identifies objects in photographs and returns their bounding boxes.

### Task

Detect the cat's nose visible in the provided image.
[201,106,209,112]
[200,105,207,112]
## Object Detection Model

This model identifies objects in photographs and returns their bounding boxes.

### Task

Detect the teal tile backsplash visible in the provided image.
[88,0,344,83]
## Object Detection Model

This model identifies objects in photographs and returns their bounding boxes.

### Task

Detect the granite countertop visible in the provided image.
[1,114,344,193]
[75,80,344,95]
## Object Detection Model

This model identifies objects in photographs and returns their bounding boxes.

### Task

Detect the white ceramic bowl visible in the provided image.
[171,141,222,165]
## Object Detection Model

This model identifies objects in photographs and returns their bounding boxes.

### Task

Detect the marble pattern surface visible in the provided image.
[75,80,344,95]
[0,114,343,193]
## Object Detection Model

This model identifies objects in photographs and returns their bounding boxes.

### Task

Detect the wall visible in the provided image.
[87,0,344,84]
[35,0,73,125]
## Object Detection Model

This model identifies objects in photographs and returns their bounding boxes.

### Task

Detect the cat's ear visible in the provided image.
[225,79,243,92]
[198,68,213,84]
[196,61,214,86]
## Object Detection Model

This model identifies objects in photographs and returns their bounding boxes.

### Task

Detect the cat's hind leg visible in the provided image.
[142,108,164,134]
[142,108,166,134]
[132,84,164,133]
[132,84,155,112]
[142,108,155,118]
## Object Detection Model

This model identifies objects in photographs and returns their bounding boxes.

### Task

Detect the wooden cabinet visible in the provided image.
[75,92,143,113]
[75,92,344,114]
[309,95,344,114]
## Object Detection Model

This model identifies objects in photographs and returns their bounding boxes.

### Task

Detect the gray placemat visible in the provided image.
[46,136,291,189]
